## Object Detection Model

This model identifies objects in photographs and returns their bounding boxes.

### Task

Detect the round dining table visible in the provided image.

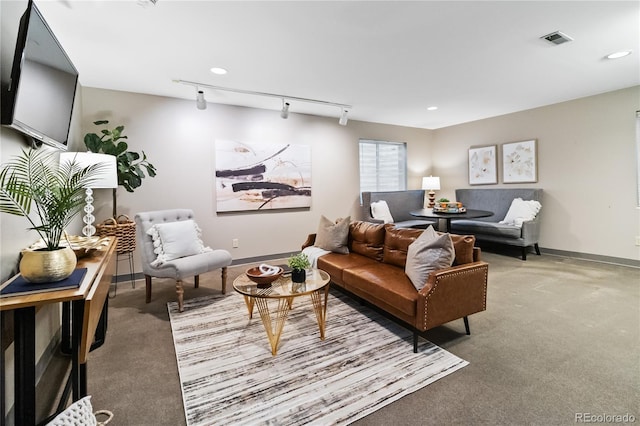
[410,208,493,233]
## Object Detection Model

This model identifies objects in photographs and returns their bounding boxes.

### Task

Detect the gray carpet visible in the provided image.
[43,252,639,425]
[169,292,467,425]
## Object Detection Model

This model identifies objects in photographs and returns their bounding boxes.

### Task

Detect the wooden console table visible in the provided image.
[0,237,116,426]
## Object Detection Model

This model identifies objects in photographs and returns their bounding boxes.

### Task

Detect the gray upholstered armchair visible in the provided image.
[135,209,232,312]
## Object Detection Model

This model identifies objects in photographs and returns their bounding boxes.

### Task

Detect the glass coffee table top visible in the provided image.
[233,268,330,298]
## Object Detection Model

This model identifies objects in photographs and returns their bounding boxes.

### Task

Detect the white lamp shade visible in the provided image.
[422,176,440,191]
[60,152,118,189]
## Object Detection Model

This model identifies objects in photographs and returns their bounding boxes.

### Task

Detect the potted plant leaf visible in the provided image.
[0,149,107,282]
[84,120,157,217]
[288,252,311,283]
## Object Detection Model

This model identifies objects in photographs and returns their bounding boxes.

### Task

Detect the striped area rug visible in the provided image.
[168,290,468,425]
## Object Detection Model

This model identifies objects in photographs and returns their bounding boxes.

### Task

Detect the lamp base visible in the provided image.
[428,190,436,208]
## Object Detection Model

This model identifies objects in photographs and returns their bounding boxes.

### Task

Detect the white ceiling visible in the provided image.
[35,0,640,129]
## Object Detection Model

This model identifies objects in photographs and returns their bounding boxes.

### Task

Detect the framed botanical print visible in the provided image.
[468,145,497,185]
[502,139,537,183]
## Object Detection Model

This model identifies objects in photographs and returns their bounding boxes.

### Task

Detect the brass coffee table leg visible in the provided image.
[254,296,293,355]
[309,285,330,340]
[241,295,255,319]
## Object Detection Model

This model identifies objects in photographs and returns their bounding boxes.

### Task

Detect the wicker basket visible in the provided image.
[96,215,136,254]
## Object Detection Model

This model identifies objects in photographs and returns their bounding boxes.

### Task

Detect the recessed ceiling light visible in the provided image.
[210,67,228,75]
[427,106,438,111]
[606,51,632,59]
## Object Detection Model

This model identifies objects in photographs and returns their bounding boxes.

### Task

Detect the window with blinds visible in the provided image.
[359,139,407,193]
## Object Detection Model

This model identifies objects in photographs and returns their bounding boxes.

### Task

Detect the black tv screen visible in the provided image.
[1,0,78,150]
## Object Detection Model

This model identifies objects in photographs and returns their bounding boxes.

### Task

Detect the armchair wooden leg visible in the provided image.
[534,243,541,256]
[176,280,184,312]
[145,275,152,303]
[221,267,227,294]
[194,275,199,289]
[463,316,470,335]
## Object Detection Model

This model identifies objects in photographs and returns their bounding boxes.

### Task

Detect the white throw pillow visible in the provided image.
[405,226,455,291]
[147,220,211,267]
[499,198,542,228]
[370,200,394,224]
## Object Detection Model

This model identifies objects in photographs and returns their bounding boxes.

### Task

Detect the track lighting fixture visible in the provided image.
[339,109,349,126]
[175,79,351,125]
[196,90,207,110]
[281,101,290,119]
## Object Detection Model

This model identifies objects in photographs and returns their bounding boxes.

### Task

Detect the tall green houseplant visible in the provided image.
[84,120,157,217]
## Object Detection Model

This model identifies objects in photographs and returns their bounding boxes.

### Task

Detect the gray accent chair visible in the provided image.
[451,188,543,260]
[361,190,436,228]
[135,209,232,312]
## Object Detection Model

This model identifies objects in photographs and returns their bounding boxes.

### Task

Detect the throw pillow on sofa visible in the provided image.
[147,219,211,267]
[499,198,542,227]
[315,216,350,254]
[405,226,455,291]
[370,200,394,224]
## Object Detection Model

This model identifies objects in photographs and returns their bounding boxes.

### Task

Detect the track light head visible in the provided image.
[196,90,207,110]
[281,101,290,119]
[339,109,349,126]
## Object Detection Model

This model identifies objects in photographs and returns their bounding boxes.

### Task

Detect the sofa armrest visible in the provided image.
[415,261,489,331]
[521,217,541,246]
[302,234,316,250]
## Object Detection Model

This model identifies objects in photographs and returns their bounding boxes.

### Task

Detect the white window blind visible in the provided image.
[359,139,407,193]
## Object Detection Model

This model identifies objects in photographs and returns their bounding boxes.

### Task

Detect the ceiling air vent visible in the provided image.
[541,31,573,45]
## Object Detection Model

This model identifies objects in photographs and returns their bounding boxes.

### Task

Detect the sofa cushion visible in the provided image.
[382,225,423,267]
[314,215,350,254]
[405,227,455,290]
[449,234,476,265]
[317,252,379,287]
[451,220,522,239]
[343,264,417,320]
[349,221,385,261]
[499,198,542,227]
[370,200,394,224]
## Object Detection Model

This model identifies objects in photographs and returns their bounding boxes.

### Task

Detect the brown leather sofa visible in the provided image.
[303,221,489,352]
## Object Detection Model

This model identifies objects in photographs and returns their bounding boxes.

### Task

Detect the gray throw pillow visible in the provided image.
[315,216,350,254]
[405,226,454,290]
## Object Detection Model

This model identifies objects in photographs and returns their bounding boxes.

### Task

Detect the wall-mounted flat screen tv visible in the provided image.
[1,0,78,150]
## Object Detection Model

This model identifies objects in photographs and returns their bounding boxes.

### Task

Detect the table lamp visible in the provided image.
[60,152,117,237]
[422,176,441,208]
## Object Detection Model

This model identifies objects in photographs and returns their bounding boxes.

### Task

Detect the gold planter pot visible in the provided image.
[19,246,77,283]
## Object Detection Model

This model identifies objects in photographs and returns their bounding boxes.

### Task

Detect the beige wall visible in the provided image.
[80,87,433,264]
[432,86,640,261]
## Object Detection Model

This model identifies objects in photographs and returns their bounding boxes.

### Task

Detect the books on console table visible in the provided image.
[0,268,87,298]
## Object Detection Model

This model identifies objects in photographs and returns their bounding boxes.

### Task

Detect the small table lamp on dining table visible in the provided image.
[422,176,441,208]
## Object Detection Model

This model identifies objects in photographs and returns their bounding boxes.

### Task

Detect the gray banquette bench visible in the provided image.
[361,190,436,228]
[450,188,543,260]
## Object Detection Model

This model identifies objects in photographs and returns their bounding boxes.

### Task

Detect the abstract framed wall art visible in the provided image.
[502,139,537,183]
[215,140,311,212]
[468,145,497,185]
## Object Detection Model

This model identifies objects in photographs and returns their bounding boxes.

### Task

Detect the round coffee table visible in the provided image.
[233,268,331,355]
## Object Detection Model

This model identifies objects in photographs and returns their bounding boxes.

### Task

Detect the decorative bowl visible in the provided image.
[246,266,283,287]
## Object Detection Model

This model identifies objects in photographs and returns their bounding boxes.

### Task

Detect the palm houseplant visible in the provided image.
[0,148,107,282]
[288,252,311,283]
[84,120,156,218]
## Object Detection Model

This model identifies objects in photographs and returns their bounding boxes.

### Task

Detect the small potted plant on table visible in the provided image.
[288,252,310,283]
